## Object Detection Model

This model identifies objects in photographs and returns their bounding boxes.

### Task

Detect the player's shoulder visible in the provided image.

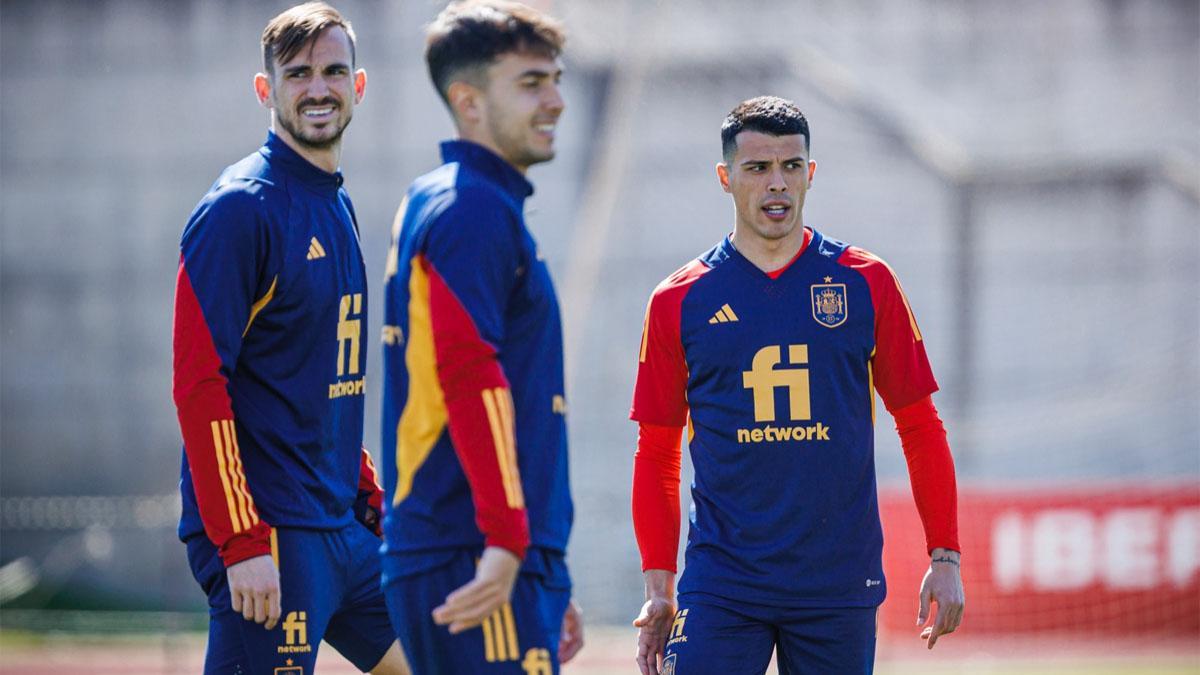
[411,162,513,220]
[808,228,887,273]
[197,151,285,213]
[182,154,287,242]
[649,252,716,305]
[824,233,907,297]
[408,165,520,251]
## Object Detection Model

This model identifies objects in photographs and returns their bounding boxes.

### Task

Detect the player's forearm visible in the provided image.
[443,391,531,558]
[893,396,960,553]
[632,423,683,572]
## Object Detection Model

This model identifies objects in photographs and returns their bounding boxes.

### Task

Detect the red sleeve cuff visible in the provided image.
[217,524,273,567]
[893,396,960,554]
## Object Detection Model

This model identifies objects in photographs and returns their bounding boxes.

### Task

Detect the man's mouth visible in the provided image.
[762,202,791,221]
[301,103,337,120]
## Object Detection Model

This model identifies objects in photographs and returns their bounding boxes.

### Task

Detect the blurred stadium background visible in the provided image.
[1,0,1197,672]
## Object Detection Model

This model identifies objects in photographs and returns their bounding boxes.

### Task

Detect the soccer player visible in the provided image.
[629,96,965,675]
[172,3,408,672]
[379,2,583,673]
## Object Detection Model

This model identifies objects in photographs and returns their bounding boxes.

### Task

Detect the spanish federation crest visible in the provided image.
[811,281,848,328]
[661,653,677,675]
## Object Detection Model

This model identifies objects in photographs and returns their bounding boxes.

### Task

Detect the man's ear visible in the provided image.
[716,163,731,193]
[353,69,367,103]
[447,80,482,127]
[253,72,272,108]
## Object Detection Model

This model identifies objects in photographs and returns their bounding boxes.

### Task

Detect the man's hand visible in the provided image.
[633,569,676,675]
[559,598,584,664]
[226,554,281,631]
[432,546,521,634]
[917,547,964,649]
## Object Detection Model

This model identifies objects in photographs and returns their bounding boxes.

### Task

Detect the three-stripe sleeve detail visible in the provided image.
[209,419,259,533]
[481,387,524,509]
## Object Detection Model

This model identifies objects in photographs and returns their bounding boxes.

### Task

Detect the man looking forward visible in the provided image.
[630,96,964,674]
[172,3,407,672]
[379,2,583,673]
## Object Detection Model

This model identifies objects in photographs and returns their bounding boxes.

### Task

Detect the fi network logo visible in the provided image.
[666,608,688,647]
[738,345,831,444]
[521,648,553,675]
[278,611,313,655]
[330,294,366,400]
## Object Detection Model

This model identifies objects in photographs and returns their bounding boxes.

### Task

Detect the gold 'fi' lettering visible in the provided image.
[521,648,553,675]
[278,611,312,655]
[737,345,833,444]
[666,608,688,647]
[330,293,366,399]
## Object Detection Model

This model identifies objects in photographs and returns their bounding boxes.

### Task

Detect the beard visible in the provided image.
[275,97,352,150]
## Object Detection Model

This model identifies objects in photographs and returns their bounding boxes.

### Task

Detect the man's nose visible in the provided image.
[767,167,787,192]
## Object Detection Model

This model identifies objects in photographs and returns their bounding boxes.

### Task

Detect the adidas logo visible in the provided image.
[708,303,739,324]
[306,237,327,260]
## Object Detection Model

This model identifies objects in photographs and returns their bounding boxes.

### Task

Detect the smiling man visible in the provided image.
[629,96,965,674]
[172,3,408,673]
[379,2,582,673]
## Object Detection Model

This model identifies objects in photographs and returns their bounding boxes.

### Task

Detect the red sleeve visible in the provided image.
[892,395,960,554]
[358,447,384,536]
[838,247,938,410]
[172,257,271,566]
[424,256,529,558]
[630,260,708,426]
[632,423,684,572]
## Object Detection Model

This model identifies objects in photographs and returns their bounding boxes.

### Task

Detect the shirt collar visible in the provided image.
[440,140,534,201]
[260,130,345,191]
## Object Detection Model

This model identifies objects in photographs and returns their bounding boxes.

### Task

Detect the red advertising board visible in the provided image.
[878,484,1200,636]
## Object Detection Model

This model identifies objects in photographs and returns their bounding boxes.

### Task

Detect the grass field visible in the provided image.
[2,625,1197,674]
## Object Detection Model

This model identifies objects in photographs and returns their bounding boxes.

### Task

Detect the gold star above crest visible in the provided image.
[286,659,294,666]
[823,276,832,283]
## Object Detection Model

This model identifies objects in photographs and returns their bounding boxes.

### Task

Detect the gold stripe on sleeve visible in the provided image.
[496,390,524,508]
[210,420,244,533]
[639,303,651,363]
[221,421,253,531]
[227,422,259,525]
[868,348,877,426]
[482,389,519,509]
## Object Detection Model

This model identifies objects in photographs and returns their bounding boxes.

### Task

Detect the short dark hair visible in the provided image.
[721,96,810,163]
[261,2,356,77]
[425,0,565,104]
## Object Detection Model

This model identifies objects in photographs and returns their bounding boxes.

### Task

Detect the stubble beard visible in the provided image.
[276,99,352,151]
